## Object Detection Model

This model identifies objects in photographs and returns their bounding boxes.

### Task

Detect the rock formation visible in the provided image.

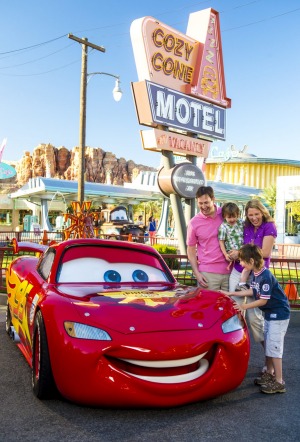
[11,143,156,187]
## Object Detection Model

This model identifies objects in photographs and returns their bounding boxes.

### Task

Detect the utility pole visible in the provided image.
[68,34,105,206]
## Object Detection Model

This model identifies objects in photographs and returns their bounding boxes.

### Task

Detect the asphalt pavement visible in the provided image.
[0,301,300,442]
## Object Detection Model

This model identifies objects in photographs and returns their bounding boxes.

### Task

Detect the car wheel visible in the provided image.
[32,310,56,399]
[5,303,12,335]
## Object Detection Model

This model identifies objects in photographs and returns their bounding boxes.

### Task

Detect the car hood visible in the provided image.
[57,284,234,334]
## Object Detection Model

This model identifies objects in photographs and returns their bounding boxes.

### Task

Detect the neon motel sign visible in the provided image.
[130,8,231,157]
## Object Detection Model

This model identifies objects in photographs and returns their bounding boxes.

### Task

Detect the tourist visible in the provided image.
[186,186,230,291]
[137,215,144,226]
[148,216,156,245]
[228,199,277,349]
[222,244,290,394]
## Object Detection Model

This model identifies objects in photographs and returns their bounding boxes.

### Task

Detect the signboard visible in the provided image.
[140,128,211,157]
[184,9,230,107]
[158,163,206,198]
[130,9,230,108]
[132,80,226,140]
[130,16,200,94]
[0,162,16,179]
[131,8,230,252]
[0,138,16,179]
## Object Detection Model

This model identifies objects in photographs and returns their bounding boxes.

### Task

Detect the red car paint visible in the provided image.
[6,238,250,407]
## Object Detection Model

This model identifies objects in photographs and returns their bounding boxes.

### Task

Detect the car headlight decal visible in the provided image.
[64,322,112,340]
[221,314,244,334]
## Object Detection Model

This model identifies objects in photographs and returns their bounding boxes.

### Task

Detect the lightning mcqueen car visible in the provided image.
[6,238,250,407]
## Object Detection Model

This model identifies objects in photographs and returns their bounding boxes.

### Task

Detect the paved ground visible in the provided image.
[1,301,300,441]
[0,292,6,306]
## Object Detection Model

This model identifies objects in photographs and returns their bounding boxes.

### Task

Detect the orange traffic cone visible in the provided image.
[128,233,133,242]
[11,237,19,254]
[284,280,299,300]
[41,230,48,245]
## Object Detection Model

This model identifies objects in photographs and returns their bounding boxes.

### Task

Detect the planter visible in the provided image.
[284,235,299,244]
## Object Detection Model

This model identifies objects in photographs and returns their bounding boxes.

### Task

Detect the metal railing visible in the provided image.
[2,230,300,257]
[1,232,300,309]
[162,254,300,309]
[0,230,64,245]
[1,246,299,308]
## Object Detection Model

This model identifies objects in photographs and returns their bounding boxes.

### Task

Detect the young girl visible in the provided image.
[221,244,290,394]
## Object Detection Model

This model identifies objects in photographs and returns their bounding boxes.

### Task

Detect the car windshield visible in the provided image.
[56,245,171,284]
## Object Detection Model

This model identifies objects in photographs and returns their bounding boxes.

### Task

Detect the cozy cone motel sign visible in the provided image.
[130,8,231,198]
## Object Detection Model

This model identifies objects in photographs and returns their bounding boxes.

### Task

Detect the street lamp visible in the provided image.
[88,72,122,102]
[68,34,122,206]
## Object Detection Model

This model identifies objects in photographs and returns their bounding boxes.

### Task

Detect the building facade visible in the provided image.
[276,175,300,244]
[204,145,300,188]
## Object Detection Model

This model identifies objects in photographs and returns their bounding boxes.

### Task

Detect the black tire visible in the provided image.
[5,303,12,335]
[32,310,56,399]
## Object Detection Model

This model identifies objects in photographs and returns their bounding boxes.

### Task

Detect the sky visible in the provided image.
[1,0,300,169]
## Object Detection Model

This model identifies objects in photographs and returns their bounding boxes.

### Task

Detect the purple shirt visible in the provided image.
[234,221,277,273]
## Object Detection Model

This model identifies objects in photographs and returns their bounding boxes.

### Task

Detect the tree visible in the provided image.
[286,201,300,221]
[286,201,300,235]
[259,184,276,211]
[133,200,162,224]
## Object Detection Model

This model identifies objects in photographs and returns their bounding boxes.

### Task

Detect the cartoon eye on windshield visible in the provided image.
[58,257,168,283]
[132,270,148,282]
[103,269,149,283]
[104,270,121,283]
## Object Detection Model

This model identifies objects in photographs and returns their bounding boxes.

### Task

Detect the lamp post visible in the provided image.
[68,34,122,206]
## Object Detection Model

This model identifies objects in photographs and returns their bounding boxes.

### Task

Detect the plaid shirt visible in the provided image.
[218,219,244,252]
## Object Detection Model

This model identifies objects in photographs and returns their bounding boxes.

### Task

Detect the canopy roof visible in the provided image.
[9,176,261,205]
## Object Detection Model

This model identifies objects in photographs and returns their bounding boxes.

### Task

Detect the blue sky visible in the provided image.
[1,0,299,169]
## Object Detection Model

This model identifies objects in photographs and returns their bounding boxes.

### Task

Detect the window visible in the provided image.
[0,210,12,225]
[37,248,56,280]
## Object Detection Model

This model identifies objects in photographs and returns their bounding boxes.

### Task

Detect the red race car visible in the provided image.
[6,238,250,407]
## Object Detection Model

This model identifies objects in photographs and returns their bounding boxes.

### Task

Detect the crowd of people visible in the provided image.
[186,185,290,396]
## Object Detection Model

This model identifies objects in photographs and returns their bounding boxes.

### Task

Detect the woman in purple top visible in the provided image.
[229,200,277,349]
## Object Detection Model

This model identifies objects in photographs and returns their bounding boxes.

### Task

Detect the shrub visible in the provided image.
[152,244,177,254]
[152,244,179,269]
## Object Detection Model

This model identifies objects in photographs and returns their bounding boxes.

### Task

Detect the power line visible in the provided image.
[0,58,80,76]
[0,43,74,70]
[0,33,68,55]
[0,1,262,57]
[223,6,300,32]
[0,2,299,76]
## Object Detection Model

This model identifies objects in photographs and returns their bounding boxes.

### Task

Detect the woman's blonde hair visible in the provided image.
[244,199,274,226]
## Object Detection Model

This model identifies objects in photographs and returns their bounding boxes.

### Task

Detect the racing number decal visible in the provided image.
[7,271,34,342]
[15,280,34,323]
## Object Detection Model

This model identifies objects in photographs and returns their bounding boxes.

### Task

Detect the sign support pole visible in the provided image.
[186,154,198,219]
[161,150,187,255]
